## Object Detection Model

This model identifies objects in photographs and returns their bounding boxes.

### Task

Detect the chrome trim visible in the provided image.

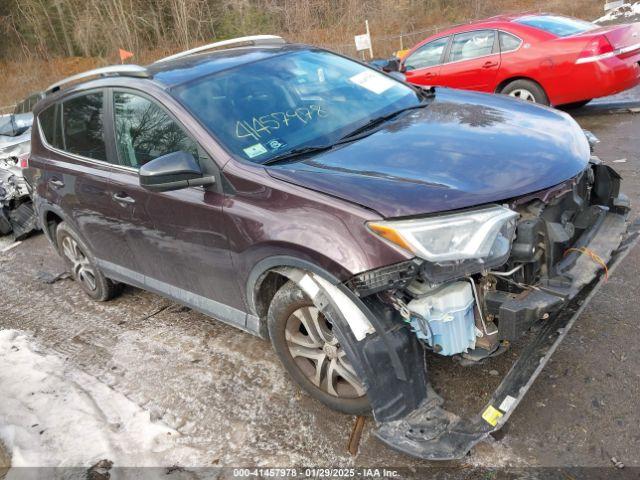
[618,41,640,54]
[154,35,286,64]
[576,51,616,64]
[46,65,150,94]
[576,42,640,64]
[37,117,137,173]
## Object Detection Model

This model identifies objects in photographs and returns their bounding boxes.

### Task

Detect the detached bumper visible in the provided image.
[374,215,639,460]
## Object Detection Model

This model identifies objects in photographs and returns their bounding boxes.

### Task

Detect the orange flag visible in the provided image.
[119,48,134,63]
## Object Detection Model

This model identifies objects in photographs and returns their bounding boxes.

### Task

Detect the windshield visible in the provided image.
[515,15,596,37]
[173,49,420,163]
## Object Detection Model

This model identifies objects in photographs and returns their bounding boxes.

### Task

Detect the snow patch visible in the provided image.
[595,2,640,23]
[0,329,204,468]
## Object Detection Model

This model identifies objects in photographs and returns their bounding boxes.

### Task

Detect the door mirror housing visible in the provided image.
[385,58,401,72]
[139,151,215,192]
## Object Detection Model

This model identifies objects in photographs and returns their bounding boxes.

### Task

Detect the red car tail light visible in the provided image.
[576,36,615,64]
[18,153,29,169]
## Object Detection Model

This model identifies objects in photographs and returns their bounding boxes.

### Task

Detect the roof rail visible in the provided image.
[46,65,151,95]
[154,35,286,64]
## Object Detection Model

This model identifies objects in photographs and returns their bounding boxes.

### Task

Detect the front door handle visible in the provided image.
[112,192,135,205]
[48,178,64,189]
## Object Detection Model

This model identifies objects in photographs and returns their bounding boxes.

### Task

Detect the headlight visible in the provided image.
[368,205,518,282]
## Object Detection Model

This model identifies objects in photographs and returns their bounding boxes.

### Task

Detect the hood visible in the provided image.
[267,88,590,218]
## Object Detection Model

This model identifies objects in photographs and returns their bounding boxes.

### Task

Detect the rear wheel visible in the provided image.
[500,79,549,105]
[55,222,121,301]
[267,281,370,415]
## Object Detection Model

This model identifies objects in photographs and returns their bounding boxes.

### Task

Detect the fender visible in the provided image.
[246,255,343,317]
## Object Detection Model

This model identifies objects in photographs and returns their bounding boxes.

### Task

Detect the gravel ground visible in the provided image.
[0,106,639,473]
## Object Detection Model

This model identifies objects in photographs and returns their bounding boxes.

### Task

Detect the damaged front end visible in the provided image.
[0,156,38,240]
[311,158,636,460]
[0,114,38,240]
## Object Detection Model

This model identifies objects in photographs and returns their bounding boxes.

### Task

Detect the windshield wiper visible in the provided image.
[262,98,434,166]
[262,144,334,165]
[338,102,431,142]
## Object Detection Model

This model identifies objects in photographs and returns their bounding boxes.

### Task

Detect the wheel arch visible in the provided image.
[38,203,67,249]
[247,256,343,326]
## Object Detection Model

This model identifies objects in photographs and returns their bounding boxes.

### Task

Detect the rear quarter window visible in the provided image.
[61,92,107,161]
[39,104,63,149]
[499,32,522,52]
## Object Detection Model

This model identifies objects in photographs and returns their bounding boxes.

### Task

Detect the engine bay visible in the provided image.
[348,159,631,364]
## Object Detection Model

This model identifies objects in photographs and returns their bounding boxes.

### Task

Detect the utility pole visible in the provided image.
[365,20,373,59]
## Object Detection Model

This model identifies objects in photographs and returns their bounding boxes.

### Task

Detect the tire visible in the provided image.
[559,99,592,110]
[500,79,549,105]
[267,281,371,415]
[55,222,121,301]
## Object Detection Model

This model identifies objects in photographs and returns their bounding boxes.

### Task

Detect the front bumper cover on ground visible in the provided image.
[374,215,639,460]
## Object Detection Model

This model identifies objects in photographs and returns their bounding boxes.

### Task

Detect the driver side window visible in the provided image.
[113,91,199,168]
[404,36,449,71]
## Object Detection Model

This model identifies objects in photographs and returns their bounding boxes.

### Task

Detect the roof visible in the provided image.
[147,44,306,88]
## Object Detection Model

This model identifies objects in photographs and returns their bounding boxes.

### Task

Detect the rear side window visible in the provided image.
[113,91,198,168]
[449,30,496,62]
[515,15,596,37]
[404,36,449,71]
[499,32,522,52]
[62,93,107,161]
[39,104,63,149]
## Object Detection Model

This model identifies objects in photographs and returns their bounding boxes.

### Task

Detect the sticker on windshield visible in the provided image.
[349,70,395,95]
[265,138,287,151]
[243,143,268,158]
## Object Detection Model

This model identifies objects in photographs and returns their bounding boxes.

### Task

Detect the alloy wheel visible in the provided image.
[61,235,97,292]
[285,306,365,399]
[508,89,536,102]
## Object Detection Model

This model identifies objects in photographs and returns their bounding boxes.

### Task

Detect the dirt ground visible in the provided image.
[1,99,639,472]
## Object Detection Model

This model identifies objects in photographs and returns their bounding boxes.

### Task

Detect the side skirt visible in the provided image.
[97,259,261,336]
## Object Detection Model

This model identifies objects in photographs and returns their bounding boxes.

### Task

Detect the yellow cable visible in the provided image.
[564,247,609,281]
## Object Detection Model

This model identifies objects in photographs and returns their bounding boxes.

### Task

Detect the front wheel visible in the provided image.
[500,79,549,105]
[267,281,370,415]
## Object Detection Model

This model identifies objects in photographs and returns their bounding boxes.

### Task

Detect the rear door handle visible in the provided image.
[112,192,135,205]
[48,178,64,189]
[482,61,498,68]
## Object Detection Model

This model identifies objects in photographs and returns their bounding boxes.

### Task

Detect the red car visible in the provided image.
[400,13,640,107]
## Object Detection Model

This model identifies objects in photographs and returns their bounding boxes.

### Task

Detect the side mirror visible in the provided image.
[384,58,401,72]
[139,151,215,192]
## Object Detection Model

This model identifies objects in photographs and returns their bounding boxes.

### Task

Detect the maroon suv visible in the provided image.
[25,35,636,460]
